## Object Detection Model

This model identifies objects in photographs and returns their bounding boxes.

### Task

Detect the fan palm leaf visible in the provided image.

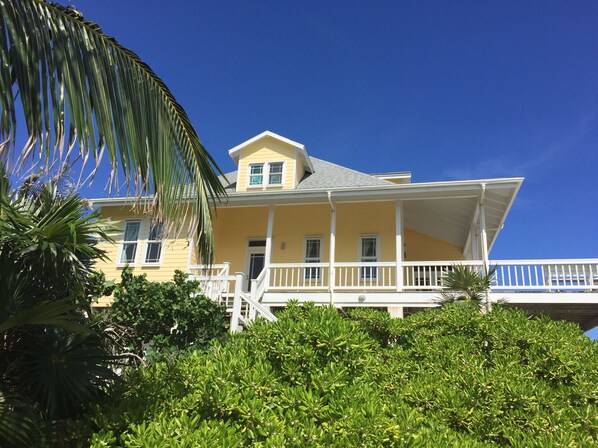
[438,264,497,308]
[0,0,225,262]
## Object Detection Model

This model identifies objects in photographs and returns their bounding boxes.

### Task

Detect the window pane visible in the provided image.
[305,239,320,259]
[362,238,377,257]
[120,242,137,263]
[249,164,264,186]
[269,173,282,184]
[145,242,162,263]
[269,163,283,174]
[248,240,267,247]
[269,162,283,185]
[249,175,263,185]
[304,239,321,279]
[124,221,140,241]
[148,223,163,241]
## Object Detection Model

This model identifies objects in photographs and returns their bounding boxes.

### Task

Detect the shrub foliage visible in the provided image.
[104,268,228,360]
[88,303,598,447]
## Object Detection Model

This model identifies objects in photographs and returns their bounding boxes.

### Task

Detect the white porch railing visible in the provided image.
[189,266,277,332]
[269,263,330,290]
[188,259,598,330]
[402,260,484,291]
[264,259,598,293]
[492,259,598,291]
[335,262,396,290]
[188,263,233,307]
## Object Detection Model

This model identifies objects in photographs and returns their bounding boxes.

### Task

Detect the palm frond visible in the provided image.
[437,264,497,308]
[0,0,225,262]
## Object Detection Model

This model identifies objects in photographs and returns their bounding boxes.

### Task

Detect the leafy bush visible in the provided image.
[104,268,228,361]
[86,303,598,447]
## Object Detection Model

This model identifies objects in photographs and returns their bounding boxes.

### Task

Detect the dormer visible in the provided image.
[228,131,314,192]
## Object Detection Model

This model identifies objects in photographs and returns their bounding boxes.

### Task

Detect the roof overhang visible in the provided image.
[90,177,523,254]
[227,130,314,173]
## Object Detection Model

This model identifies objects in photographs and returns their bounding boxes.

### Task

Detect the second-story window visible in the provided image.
[268,162,283,185]
[119,220,141,264]
[248,163,264,186]
[144,222,164,264]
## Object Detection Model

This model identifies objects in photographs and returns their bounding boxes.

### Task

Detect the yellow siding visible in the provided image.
[404,228,463,261]
[335,202,396,262]
[95,201,464,305]
[236,139,297,192]
[94,206,192,306]
[272,204,330,263]
[208,206,269,274]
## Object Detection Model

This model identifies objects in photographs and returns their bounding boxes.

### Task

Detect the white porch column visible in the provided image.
[479,203,489,274]
[395,200,404,291]
[230,272,244,333]
[470,227,480,261]
[328,193,336,305]
[264,206,275,289]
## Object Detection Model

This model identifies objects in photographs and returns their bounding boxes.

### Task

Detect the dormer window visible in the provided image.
[269,162,283,185]
[247,162,284,187]
[249,163,264,186]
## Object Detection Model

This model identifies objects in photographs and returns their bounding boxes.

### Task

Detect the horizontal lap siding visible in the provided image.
[272,204,330,263]
[94,206,192,306]
[210,206,269,274]
[405,228,464,261]
[335,202,396,262]
[236,140,297,191]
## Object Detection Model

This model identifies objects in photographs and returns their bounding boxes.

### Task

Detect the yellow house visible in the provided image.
[92,131,598,330]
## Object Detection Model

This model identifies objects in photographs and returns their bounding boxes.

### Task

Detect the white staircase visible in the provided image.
[188,264,276,332]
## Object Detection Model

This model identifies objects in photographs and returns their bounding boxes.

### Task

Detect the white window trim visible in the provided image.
[247,163,265,188]
[246,161,286,188]
[358,235,379,280]
[117,220,142,267]
[303,236,323,280]
[267,161,285,186]
[141,221,166,266]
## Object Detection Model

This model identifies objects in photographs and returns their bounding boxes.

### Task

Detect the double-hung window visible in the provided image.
[268,162,283,185]
[248,163,264,186]
[119,221,141,264]
[304,238,321,280]
[360,236,378,280]
[144,222,164,264]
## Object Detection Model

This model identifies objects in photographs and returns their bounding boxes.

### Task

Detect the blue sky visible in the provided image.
[71,0,598,261]
[53,0,598,335]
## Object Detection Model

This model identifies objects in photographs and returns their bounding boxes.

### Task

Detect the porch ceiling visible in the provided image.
[403,184,519,252]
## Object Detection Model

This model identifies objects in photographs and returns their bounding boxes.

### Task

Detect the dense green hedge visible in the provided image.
[87,303,598,447]
[102,268,228,361]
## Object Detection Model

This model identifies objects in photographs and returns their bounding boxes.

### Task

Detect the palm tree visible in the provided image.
[0,0,226,263]
[438,264,497,309]
[0,167,118,446]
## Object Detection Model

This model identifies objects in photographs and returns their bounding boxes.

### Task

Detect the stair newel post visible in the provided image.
[231,272,244,332]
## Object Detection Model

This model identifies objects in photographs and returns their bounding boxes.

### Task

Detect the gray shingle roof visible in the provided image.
[296,157,394,189]
[219,171,237,191]
[219,157,394,192]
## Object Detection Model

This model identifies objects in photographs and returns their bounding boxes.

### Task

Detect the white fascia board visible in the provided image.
[90,177,524,209]
[219,177,524,207]
[487,178,523,253]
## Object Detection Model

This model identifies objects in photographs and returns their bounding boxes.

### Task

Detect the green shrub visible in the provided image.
[87,303,598,447]
[104,268,228,361]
